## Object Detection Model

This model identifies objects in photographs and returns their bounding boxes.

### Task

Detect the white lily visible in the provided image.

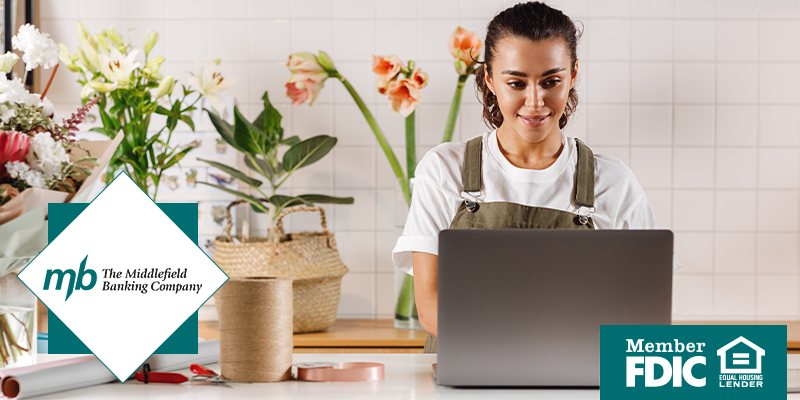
[187,59,237,117]
[98,47,140,88]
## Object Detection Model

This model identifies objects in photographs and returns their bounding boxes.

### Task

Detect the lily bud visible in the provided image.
[213,59,221,65]
[104,28,124,47]
[148,71,164,82]
[58,43,72,64]
[317,50,336,73]
[90,80,115,93]
[155,75,175,99]
[454,59,467,76]
[94,34,110,52]
[144,30,159,56]
[77,44,100,73]
[76,21,91,42]
[143,56,165,76]
[407,60,416,74]
[0,52,18,74]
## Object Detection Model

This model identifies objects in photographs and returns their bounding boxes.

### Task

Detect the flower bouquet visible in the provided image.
[287,27,483,329]
[0,24,123,367]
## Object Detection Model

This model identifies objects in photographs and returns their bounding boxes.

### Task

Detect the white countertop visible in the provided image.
[29,354,800,399]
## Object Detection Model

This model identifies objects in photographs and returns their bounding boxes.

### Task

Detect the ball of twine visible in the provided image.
[218,276,293,382]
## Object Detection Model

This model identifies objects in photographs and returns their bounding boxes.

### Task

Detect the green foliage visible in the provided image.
[202,91,353,220]
[0,103,54,133]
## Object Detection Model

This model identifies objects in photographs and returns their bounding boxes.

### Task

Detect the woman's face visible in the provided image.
[485,36,577,145]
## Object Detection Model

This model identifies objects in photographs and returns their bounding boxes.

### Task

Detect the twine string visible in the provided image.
[218,277,294,382]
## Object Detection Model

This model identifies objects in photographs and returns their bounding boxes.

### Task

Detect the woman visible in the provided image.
[392,2,679,353]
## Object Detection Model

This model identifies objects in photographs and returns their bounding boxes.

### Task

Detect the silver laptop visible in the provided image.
[436,229,673,387]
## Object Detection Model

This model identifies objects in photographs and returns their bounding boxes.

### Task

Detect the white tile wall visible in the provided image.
[42,0,800,320]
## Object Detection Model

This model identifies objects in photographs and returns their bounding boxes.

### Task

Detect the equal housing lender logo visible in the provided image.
[600,325,787,399]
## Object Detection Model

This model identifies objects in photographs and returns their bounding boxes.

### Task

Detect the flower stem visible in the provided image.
[442,74,468,143]
[333,71,410,205]
[405,111,416,185]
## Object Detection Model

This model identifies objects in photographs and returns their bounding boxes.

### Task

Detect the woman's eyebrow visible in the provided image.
[540,67,565,77]
[500,67,566,77]
[501,69,527,77]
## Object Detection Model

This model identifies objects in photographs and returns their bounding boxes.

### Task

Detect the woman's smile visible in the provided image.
[518,113,550,128]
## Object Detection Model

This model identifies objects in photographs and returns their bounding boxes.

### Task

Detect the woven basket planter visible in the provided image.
[213,204,348,333]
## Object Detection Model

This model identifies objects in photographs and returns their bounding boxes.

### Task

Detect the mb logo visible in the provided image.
[42,255,97,301]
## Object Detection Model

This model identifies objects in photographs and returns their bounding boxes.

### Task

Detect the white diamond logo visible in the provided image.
[18,172,228,381]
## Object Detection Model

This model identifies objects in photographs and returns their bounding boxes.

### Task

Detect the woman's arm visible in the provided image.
[413,251,439,337]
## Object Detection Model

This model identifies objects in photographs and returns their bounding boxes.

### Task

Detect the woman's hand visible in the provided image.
[413,252,438,337]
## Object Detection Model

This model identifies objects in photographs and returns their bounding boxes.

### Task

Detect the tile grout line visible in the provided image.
[753,5,761,320]
[711,0,718,316]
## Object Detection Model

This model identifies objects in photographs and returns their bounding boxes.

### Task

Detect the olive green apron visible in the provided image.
[423,136,597,354]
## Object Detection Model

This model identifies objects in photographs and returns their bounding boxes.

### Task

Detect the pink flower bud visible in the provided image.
[287,52,325,74]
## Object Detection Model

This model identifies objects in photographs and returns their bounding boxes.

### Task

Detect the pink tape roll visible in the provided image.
[295,362,385,382]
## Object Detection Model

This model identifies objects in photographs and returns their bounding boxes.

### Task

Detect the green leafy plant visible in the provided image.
[201,91,354,242]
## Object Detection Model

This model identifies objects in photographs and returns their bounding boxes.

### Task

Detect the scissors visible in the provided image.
[188,364,234,388]
[135,363,233,388]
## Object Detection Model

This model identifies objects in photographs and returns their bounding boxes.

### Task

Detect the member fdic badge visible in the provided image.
[600,325,787,399]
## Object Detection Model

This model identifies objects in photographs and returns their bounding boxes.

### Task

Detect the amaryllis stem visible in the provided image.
[406,111,416,185]
[332,71,411,205]
[40,64,59,99]
[442,74,468,143]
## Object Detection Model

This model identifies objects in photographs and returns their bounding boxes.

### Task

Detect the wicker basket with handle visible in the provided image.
[212,201,348,333]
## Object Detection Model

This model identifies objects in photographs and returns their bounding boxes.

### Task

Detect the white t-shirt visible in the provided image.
[392,129,681,275]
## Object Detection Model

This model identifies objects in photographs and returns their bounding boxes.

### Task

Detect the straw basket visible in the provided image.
[213,202,348,333]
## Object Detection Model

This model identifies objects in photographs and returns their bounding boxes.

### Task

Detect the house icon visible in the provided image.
[716,336,765,374]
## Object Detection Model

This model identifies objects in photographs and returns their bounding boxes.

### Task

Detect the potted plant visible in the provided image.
[199,91,354,242]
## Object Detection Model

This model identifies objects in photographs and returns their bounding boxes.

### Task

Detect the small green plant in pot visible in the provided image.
[200,91,353,242]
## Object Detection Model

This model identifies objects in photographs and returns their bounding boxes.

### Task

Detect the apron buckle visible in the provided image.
[575,206,595,225]
[460,190,482,213]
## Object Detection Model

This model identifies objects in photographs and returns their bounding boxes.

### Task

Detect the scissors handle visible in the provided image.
[135,371,188,384]
[190,363,218,376]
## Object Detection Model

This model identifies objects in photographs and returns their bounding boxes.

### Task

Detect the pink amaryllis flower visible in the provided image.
[448,27,482,75]
[386,78,422,117]
[409,68,428,89]
[286,52,330,106]
[372,55,403,79]
[286,72,327,106]
[0,131,29,179]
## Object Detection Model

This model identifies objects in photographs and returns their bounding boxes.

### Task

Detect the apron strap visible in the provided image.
[574,138,595,209]
[462,136,483,193]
